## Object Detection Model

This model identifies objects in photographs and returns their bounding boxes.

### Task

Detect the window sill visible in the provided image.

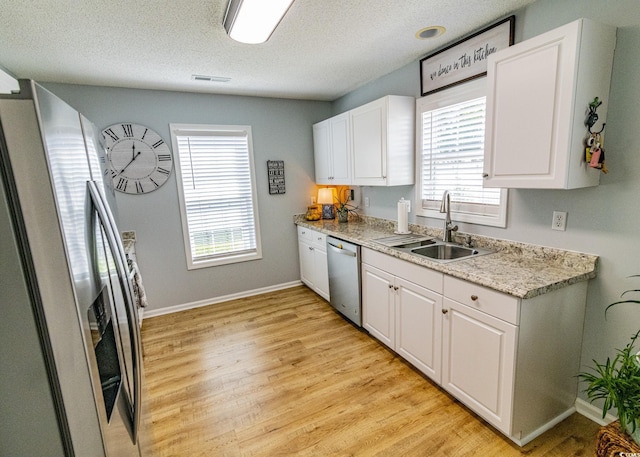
[416,207,507,228]
[187,250,263,270]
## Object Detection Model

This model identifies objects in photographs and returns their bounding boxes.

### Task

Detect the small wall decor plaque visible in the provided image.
[420,16,515,96]
[267,160,285,194]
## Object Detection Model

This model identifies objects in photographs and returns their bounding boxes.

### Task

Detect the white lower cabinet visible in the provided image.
[361,263,395,348]
[396,277,442,382]
[297,226,329,301]
[362,248,443,382]
[361,247,589,446]
[442,296,516,435]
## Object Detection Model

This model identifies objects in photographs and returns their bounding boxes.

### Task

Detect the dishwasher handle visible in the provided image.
[327,241,357,257]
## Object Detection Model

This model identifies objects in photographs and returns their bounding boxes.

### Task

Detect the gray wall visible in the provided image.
[332,0,640,405]
[45,83,331,312]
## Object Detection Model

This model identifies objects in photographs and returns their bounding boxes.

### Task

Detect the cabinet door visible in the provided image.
[395,278,442,383]
[312,119,331,184]
[362,263,394,349]
[442,298,517,435]
[298,239,315,288]
[329,113,351,184]
[314,246,330,301]
[351,99,387,186]
[483,19,614,189]
[484,23,577,189]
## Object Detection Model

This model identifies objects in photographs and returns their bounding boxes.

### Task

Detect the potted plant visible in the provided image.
[579,277,640,446]
[334,186,359,223]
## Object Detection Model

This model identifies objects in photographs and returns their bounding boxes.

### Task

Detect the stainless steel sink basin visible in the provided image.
[392,239,436,249]
[372,234,494,263]
[371,234,434,248]
[411,244,478,260]
[409,243,494,262]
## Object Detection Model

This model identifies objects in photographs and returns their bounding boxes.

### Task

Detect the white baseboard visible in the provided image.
[511,407,575,446]
[575,397,617,426]
[142,280,304,319]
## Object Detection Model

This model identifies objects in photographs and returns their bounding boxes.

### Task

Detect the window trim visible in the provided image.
[414,78,508,228]
[170,123,262,270]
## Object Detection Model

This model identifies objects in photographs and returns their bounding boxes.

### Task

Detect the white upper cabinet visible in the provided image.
[312,95,415,187]
[313,112,351,185]
[483,18,616,189]
[351,95,415,186]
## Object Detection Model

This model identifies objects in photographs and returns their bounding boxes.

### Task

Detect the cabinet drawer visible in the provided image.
[311,232,327,250]
[444,276,519,325]
[297,226,327,251]
[362,247,442,293]
[297,225,313,242]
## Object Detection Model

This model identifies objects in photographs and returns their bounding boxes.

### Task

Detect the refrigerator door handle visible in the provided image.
[87,180,142,442]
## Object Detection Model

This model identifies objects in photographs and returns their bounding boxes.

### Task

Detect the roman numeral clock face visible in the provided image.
[101,123,173,194]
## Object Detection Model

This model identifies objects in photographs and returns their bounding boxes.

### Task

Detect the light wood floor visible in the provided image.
[141,285,599,456]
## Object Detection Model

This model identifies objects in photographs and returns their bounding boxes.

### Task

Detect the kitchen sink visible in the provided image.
[409,243,494,263]
[372,234,494,263]
[392,239,436,249]
[412,244,477,260]
[371,234,435,248]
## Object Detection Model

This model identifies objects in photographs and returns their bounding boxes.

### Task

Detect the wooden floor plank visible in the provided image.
[141,285,599,456]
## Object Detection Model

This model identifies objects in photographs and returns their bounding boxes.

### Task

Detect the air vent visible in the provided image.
[191,75,231,83]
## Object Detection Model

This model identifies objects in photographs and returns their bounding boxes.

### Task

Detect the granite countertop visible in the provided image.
[294,215,598,299]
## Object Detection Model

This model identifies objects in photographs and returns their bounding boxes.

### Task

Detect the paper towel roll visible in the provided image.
[396,198,409,234]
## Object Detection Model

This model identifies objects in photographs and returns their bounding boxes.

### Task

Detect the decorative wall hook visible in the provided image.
[586,97,606,134]
[584,97,608,173]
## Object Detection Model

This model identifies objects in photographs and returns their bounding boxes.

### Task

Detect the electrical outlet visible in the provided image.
[311,196,316,205]
[364,196,370,207]
[552,211,567,231]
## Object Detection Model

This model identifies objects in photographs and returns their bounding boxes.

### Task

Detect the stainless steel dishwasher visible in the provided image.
[326,236,362,326]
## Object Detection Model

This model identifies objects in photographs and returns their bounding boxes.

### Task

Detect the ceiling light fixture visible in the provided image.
[191,74,231,83]
[223,0,295,44]
[415,26,446,40]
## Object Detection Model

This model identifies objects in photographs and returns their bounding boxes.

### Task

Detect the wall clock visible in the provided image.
[101,122,173,194]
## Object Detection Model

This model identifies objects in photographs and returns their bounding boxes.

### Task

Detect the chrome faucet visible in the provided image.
[440,190,458,242]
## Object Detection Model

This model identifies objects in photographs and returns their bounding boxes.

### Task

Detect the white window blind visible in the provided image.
[416,78,507,227]
[171,125,262,269]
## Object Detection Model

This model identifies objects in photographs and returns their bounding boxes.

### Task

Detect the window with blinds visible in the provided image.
[415,78,507,227]
[170,124,262,269]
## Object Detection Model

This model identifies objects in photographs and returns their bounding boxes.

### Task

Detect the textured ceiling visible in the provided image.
[0,0,537,101]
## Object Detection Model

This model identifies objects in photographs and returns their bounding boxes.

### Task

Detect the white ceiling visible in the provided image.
[0,0,537,101]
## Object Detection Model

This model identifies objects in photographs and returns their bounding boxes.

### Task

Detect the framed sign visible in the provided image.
[267,160,285,194]
[420,16,515,96]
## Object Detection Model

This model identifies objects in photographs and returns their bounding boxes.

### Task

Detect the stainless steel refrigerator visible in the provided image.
[0,81,147,456]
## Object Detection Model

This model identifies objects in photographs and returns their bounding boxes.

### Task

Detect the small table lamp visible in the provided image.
[317,188,336,219]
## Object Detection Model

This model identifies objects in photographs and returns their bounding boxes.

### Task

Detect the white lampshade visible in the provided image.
[317,188,336,205]
[223,0,295,44]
